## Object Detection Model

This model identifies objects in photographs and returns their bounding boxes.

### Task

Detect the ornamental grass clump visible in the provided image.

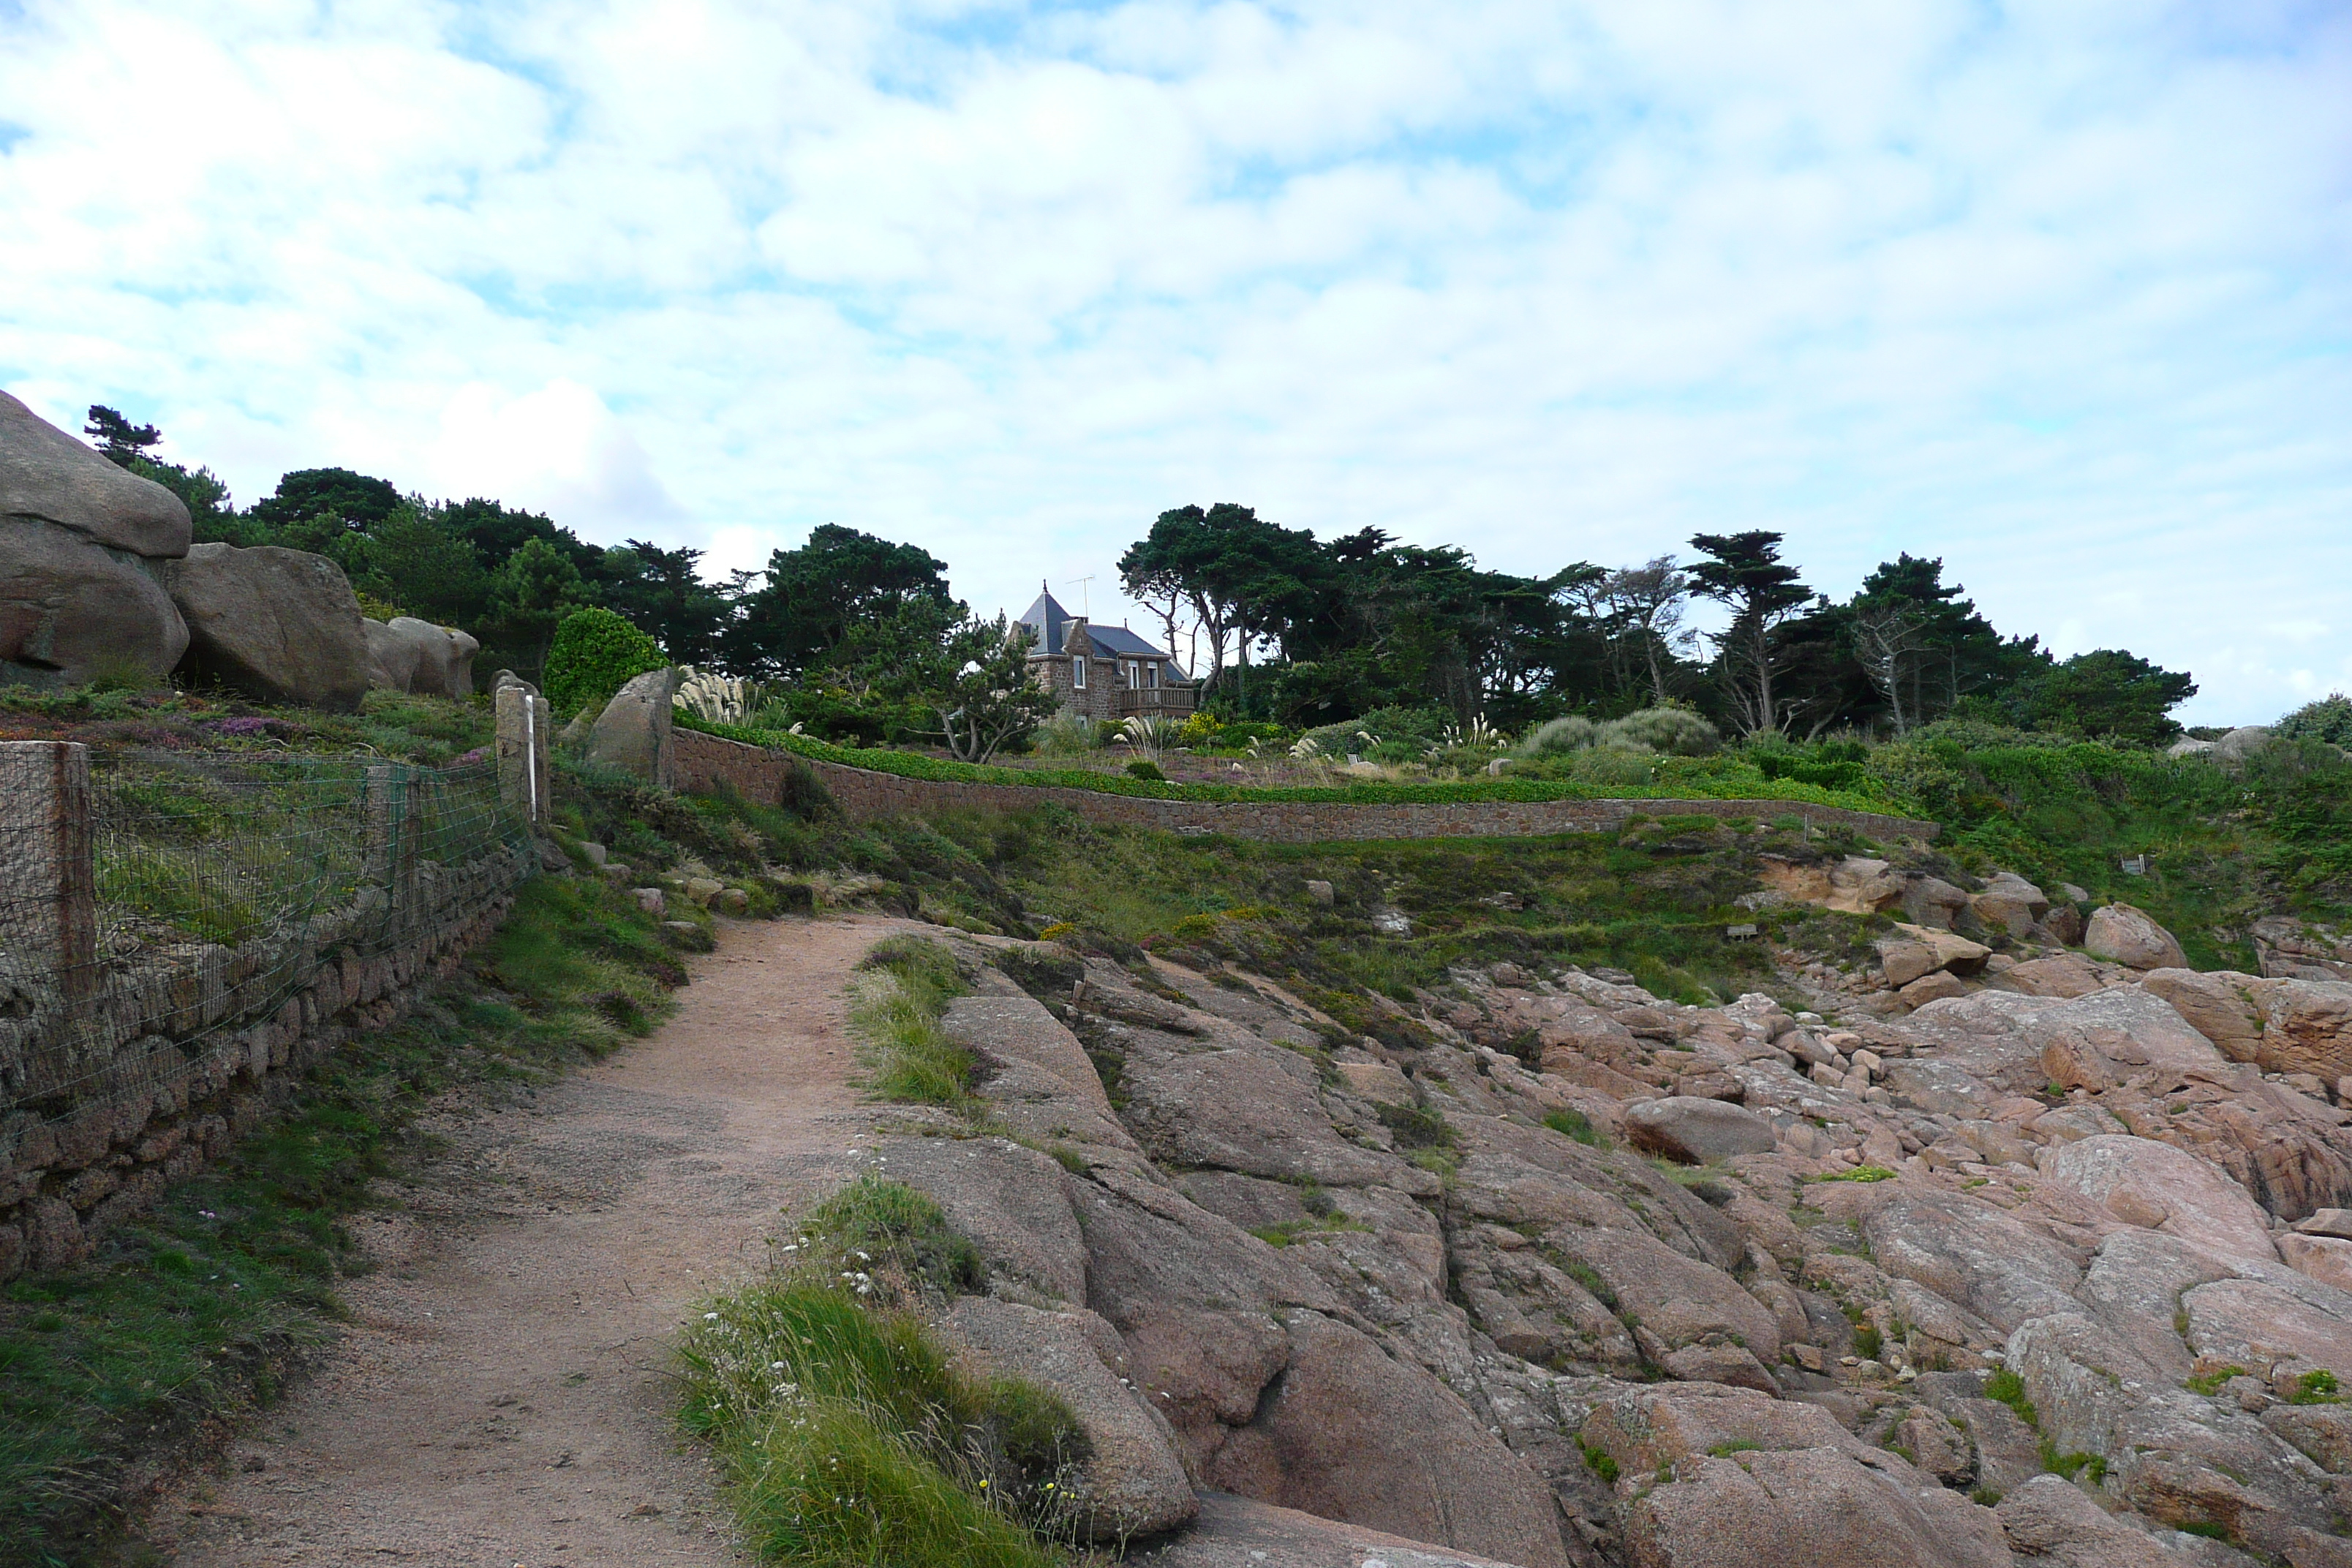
[678,1179,1089,1568]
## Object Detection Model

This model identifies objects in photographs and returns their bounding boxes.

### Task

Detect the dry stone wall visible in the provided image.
[0,734,543,1281]
[0,845,532,1281]
[671,726,1939,844]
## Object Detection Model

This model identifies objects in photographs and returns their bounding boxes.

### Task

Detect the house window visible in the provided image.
[1144,663,1159,690]
[1126,661,1139,689]
[1071,656,1086,690]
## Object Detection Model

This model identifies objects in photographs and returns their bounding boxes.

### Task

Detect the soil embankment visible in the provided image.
[143,914,905,1567]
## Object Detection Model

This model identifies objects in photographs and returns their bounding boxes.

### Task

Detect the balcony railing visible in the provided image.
[1115,686,1197,717]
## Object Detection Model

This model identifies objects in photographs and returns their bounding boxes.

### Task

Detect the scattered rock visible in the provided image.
[1972,872,2050,940]
[1899,971,1970,1007]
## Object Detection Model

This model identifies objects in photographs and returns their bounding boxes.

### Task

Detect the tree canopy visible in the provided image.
[83,400,2204,752]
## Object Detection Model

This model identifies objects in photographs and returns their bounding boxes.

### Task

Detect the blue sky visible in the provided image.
[2,0,2346,722]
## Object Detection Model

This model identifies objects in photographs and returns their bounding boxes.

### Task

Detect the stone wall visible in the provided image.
[0,844,532,1281]
[672,727,1938,845]
[0,732,543,1282]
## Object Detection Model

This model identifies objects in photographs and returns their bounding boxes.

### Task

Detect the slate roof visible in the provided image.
[1017,588,1191,677]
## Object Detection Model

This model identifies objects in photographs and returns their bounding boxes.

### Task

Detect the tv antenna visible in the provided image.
[1066,575,1093,617]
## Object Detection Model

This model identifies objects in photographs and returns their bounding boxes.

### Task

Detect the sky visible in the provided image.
[1,1,2347,724]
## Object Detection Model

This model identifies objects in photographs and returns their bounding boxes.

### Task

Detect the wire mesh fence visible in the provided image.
[0,746,532,1134]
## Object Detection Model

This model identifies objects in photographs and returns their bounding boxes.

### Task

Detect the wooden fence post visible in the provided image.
[0,742,98,1006]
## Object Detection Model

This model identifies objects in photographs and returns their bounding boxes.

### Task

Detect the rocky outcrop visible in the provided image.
[2253,916,2352,984]
[0,390,192,686]
[857,899,2352,1567]
[165,542,371,711]
[363,616,479,699]
[2143,968,2352,1081]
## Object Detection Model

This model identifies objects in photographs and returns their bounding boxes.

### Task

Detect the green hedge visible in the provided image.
[674,713,1911,816]
[544,607,667,720]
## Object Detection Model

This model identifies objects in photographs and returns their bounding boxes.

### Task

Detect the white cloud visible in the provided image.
[1,0,2346,723]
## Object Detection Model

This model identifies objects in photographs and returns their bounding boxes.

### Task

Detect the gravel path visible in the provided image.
[143,913,905,1567]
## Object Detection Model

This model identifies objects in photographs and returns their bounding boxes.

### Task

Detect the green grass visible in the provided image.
[1578,1437,1620,1485]
[2185,1365,2247,1395]
[851,936,980,1112]
[679,1183,1088,1567]
[676,712,1910,816]
[1375,1101,1456,1151]
[1808,1166,1899,1184]
[1543,1109,1605,1147]
[2292,1368,2342,1405]
[787,1175,984,1302]
[1985,1367,2042,1431]
[2041,1444,2108,1485]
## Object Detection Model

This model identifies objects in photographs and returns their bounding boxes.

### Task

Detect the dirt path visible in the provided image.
[142,913,908,1567]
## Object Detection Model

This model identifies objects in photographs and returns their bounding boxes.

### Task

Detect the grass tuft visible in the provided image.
[682,1180,1094,1567]
[1985,1366,2041,1431]
[851,937,980,1111]
[1542,1108,1605,1147]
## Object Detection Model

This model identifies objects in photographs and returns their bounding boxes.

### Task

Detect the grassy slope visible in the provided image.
[676,713,1904,814]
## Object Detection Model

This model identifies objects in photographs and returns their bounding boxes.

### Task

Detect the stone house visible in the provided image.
[1019,587,1198,725]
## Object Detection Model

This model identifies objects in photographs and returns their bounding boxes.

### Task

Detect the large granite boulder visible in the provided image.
[0,391,192,687]
[362,616,479,699]
[937,1295,1196,1541]
[165,543,370,712]
[1971,872,2050,940]
[583,666,678,788]
[2086,904,2189,970]
[1994,1474,2203,1567]
[1146,1493,1529,1568]
[2045,1134,2277,1269]
[1621,1446,2010,1568]
[1624,1096,1778,1164]
[2144,968,2352,1081]
[1205,1311,1570,1568]
[0,391,191,556]
[1,519,189,687]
